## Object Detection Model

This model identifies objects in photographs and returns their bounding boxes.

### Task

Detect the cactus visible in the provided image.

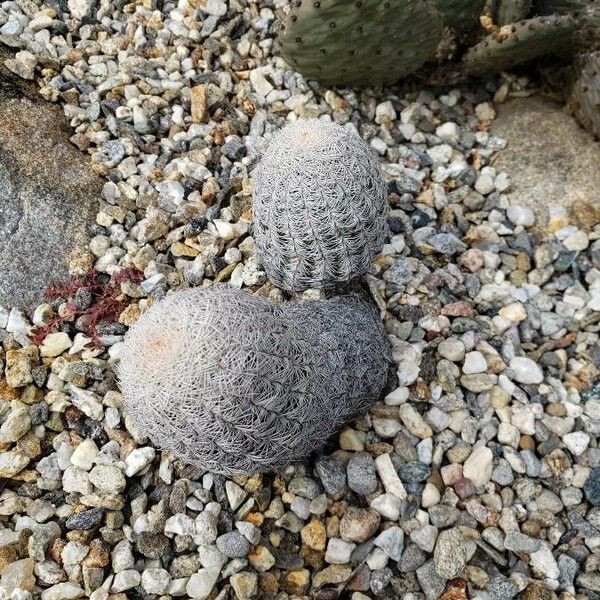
[253,119,387,292]
[279,0,443,86]
[568,51,600,137]
[462,13,579,75]
[434,0,487,31]
[534,0,589,14]
[275,0,600,142]
[119,286,391,475]
[495,0,533,24]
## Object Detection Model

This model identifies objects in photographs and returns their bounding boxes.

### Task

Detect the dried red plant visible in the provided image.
[30,268,144,348]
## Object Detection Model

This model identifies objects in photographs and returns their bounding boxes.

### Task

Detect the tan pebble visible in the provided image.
[546,402,566,417]
[283,569,310,595]
[465,565,488,589]
[510,270,527,287]
[489,386,509,409]
[16,431,42,459]
[258,572,279,595]
[170,242,199,258]
[245,512,263,528]
[516,252,531,271]
[118,303,140,326]
[339,428,365,451]
[326,515,340,539]
[83,539,110,568]
[440,579,468,600]
[5,350,33,388]
[300,518,326,551]
[519,435,536,451]
[67,250,94,276]
[0,379,22,401]
[313,565,352,589]
[521,519,541,537]
[49,538,67,564]
[268,531,281,548]
[0,545,18,572]
[499,302,527,322]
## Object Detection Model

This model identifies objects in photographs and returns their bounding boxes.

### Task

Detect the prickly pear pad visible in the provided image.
[280,0,443,86]
[462,13,579,75]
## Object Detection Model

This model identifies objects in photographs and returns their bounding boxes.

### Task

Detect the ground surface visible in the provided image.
[0,2,599,600]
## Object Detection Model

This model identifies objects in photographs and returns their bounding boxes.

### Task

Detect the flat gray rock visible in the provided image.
[0,53,101,309]
[491,96,600,236]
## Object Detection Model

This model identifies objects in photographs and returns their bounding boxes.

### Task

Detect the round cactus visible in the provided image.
[252,119,387,292]
[118,286,390,475]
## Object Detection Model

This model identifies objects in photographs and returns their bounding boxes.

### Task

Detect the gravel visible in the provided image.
[346,452,378,495]
[0,1,599,598]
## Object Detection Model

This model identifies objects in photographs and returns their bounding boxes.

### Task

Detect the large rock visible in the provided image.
[0,51,100,309]
[491,96,600,235]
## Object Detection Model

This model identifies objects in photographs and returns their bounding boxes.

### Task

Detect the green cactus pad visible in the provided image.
[462,13,579,75]
[534,0,589,14]
[495,0,533,24]
[568,51,600,137]
[434,0,486,31]
[279,0,444,86]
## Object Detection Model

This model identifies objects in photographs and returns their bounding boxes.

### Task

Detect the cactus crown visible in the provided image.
[252,119,387,291]
[119,286,390,475]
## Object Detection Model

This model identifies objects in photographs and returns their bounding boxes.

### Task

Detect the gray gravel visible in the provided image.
[0,1,599,599]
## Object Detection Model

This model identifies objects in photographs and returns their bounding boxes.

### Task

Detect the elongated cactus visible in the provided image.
[253,119,387,291]
[434,0,486,31]
[119,286,390,475]
[279,0,443,86]
[462,13,579,74]
[534,0,589,14]
[495,0,533,24]
[568,51,600,137]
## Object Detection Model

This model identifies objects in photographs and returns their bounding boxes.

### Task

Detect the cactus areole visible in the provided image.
[279,0,443,86]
